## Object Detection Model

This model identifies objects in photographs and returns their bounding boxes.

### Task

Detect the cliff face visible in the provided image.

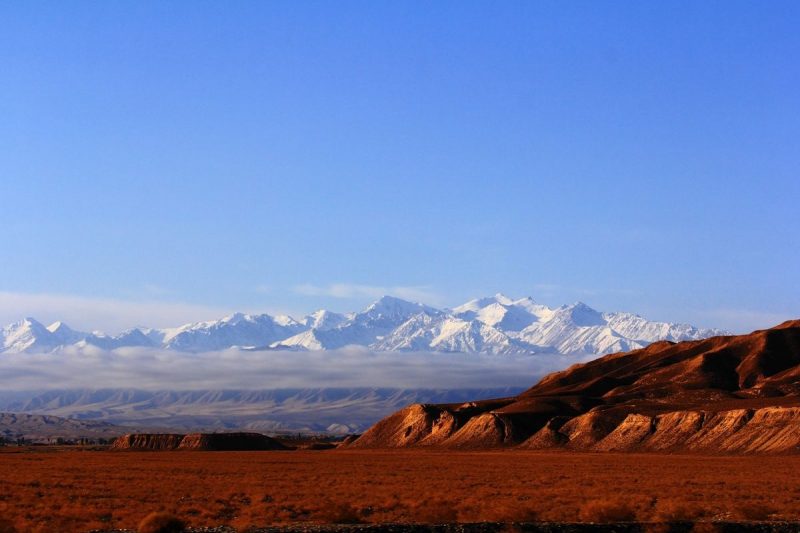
[350,320,800,453]
[111,433,185,450]
[112,432,287,451]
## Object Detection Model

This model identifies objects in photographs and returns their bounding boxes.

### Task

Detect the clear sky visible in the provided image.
[1,2,798,333]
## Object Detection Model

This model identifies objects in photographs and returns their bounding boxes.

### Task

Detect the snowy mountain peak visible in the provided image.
[0,294,730,355]
[303,309,348,331]
[273,315,300,327]
[221,312,248,324]
[2,317,59,353]
[362,295,440,320]
[46,321,85,345]
[367,295,419,311]
[493,293,514,305]
[46,321,67,333]
[557,302,605,327]
[6,317,45,334]
[452,294,512,314]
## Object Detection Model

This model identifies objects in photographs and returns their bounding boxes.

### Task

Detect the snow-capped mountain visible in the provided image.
[373,313,529,354]
[2,318,67,353]
[301,309,349,331]
[453,295,554,331]
[0,294,728,355]
[47,321,86,345]
[160,312,305,351]
[275,295,442,350]
[80,329,157,351]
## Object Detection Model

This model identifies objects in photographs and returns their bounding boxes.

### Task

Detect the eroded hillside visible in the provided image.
[349,320,800,453]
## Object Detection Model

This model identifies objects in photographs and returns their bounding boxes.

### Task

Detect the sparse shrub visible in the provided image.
[138,512,186,533]
[653,500,706,522]
[578,499,637,523]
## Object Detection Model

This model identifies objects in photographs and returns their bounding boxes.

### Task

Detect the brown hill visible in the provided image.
[349,320,800,453]
[112,432,288,450]
[178,432,288,450]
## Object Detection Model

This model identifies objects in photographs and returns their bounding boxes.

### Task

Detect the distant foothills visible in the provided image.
[2,294,726,356]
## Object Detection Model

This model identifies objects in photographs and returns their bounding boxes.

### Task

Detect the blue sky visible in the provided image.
[1,2,798,333]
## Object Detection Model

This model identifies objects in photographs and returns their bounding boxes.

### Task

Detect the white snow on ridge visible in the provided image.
[0,294,728,356]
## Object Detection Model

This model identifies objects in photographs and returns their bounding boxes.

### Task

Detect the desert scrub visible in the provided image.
[578,498,637,523]
[652,499,707,522]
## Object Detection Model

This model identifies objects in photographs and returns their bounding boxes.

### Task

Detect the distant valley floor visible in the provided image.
[0,387,524,435]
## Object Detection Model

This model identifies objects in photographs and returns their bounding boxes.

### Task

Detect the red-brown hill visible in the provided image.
[350,320,800,453]
[112,432,288,451]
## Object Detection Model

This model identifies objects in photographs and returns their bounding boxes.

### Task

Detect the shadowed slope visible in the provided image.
[112,432,288,450]
[350,320,800,452]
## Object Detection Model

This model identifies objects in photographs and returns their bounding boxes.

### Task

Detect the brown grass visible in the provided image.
[652,499,707,522]
[1,447,800,532]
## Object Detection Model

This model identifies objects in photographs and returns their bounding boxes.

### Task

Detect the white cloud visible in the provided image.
[0,291,235,334]
[294,283,442,305]
[0,346,591,391]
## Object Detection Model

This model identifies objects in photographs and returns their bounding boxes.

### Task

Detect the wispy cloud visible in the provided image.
[0,345,591,391]
[293,283,442,305]
[0,291,235,334]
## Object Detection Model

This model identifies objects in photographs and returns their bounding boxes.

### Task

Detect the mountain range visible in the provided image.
[0,294,726,355]
[0,387,524,434]
[0,412,125,443]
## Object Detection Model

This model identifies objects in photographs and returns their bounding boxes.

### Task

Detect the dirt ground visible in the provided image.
[1,447,799,532]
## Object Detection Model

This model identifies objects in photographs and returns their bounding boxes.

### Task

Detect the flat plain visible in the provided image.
[1,448,799,532]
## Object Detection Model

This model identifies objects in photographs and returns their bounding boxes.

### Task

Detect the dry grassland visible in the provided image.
[0,448,799,532]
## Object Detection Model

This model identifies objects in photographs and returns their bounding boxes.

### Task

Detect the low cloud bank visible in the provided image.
[0,346,594,391]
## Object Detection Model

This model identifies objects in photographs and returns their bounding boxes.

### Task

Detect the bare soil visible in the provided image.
[2,447,800,532]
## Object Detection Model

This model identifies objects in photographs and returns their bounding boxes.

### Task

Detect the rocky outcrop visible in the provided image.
[443,413,512,449]
[349,320,800,453]
[112,433,185,450]
[709,407,800,453]
[112,432,287,451]
[348,404,459,448]
[593,414,657,452]
[178,432,287,451]
[558,410,629,449]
